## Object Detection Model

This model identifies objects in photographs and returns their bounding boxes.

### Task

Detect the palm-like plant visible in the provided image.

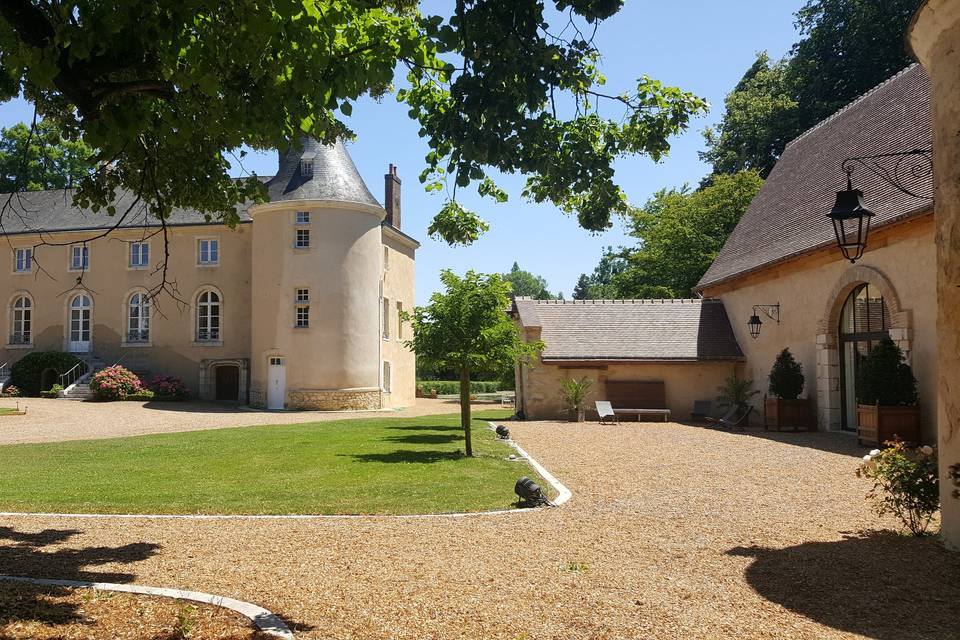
[561,377,594,421]
[717,373,759,410]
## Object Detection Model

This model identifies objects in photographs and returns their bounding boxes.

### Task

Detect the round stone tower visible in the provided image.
[248,138,385,410]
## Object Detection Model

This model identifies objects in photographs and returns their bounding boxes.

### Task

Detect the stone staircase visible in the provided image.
[58,356,108,401]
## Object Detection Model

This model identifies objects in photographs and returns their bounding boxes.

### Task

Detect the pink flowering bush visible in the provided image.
[2,385,21,397]
[90,365,143,401]
[148,375,189,400]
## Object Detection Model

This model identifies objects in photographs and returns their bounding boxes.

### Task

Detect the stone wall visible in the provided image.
[286,388,382,411]
[909,0,960,550]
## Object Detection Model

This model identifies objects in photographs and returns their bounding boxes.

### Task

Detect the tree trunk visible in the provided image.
[460,366,473,457]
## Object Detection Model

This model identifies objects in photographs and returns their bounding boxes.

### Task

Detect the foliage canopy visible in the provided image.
[502,262,559,300]
[857,338,918,406]
[0,0,707,244]
[767,348,805,400]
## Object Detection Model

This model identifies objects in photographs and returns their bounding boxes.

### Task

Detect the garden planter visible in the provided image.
[764,397,814,431]
[856,403,921,447]
[567,408,585,423]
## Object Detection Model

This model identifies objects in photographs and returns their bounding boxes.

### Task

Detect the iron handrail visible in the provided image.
[59,360,90,389]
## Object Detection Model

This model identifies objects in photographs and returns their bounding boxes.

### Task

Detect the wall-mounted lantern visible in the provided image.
[830,148,933,264]
[747,304,780,339]
[828,169,876,264]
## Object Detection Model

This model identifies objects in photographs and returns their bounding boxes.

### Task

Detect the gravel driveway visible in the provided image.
[0,420,957,639]
[0,397,471,445]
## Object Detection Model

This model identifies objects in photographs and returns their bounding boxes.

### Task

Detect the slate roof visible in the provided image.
[0,138,381,236]
[512,298,744,362]
[697,64,933,290]
[266,138,380,207]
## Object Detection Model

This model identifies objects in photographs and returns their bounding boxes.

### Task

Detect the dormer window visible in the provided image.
[300,155,314,177]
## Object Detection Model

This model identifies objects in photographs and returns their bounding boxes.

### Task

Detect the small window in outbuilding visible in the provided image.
[301,158,313,176]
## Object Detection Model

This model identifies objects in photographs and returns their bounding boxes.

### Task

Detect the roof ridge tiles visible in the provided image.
[785,63,919,150]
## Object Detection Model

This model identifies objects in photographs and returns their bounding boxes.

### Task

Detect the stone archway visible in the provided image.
[199,358,249,403]
[814,265,912,430]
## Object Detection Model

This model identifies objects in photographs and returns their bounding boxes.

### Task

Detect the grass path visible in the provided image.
[0,410,541,515]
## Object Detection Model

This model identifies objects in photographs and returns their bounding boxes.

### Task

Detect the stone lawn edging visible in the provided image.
[0,574,293,639]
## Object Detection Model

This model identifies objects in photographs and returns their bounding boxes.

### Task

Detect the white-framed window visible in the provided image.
[295,229,310,249]
[198,239,219,266]
[127,292,151,343]
[295,288,310,328]
[70,245,89,271]
[382,297,390,340]
[10,295,31,345]
[129,242,150,268]
[13,248,31,273]
[301,158,313,176]
[382,361,392,393]
[396,301,403,340]
[196,290,221,341]
[295,211,310,225]
[383,246,389,272]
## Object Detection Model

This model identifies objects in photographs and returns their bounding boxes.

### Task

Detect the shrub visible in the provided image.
[415,380,503,395]
[126,390,156,401]
[40,384,64,399]
[9,351,82,397]
[560,377,593,411]
[857,440,939,536]
[858,338,918,406]
[768,348,804,400]
[2,385,21,397]
[147,375,190,400]
[89,365,143,401]
[717,373,759,410]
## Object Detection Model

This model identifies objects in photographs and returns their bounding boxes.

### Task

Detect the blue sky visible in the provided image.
[0,1,806,304]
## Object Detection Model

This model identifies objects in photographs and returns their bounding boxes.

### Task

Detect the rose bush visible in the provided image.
[857,439,939,536]
[89,365,143,401]
[147,375,189,400]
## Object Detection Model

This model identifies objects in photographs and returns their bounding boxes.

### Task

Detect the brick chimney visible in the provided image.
[384,164,401,228]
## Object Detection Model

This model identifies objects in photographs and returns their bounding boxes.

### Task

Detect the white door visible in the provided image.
[267,357,285,410]
[69,294,92,352]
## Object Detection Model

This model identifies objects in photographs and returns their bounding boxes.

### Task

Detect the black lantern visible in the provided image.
[828,171,876,263]
[746,304,779,339]
[747,314,763,339]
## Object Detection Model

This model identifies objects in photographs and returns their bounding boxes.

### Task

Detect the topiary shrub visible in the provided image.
[9,352,82,397]
[89,365,143,401]
[768,348,804,400]
[147,375,190,400]
[858,338,918,406]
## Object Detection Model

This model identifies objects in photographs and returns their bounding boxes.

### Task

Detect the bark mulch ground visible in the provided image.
[0,420,957,639]
[0,582,269,639]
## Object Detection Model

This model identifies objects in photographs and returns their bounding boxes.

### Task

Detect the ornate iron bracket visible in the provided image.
[949,463,960,500]
[752,304,780,324]
[841,148,933,201]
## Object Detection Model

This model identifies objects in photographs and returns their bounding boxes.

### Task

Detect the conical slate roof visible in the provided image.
[265,138,380,207]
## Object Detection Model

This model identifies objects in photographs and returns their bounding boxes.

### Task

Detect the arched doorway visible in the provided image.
[214,365,240,401]
[838,283,891,431]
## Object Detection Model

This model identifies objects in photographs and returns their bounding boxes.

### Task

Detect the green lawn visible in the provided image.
[0,408,22,416]
[0,410,547,515]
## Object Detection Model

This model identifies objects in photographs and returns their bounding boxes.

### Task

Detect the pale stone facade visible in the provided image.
[909,0,960,549]
[0,139,417,411]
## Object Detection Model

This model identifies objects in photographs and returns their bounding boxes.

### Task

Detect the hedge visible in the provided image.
[416,380,505,395]
[10,352,83,397]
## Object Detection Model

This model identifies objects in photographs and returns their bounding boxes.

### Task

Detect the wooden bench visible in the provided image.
[603,380,671,422]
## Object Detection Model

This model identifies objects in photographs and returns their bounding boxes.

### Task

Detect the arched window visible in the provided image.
[10,295,31,344]
[839,283,891,430]
[127,292,151,343]
[196,290,220,342]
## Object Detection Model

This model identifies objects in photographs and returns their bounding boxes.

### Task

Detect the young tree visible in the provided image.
[0,0,707,248]
[502,262,557,300]
[405,270,541,456]
[572,274,592,300]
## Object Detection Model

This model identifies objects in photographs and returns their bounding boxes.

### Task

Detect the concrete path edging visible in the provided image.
[0,574,293,638]
[0,421,570,520]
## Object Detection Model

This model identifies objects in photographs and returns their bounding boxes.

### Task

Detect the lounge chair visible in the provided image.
[596,400,618,425]
[704,404,738,426]
[707,404,754,431]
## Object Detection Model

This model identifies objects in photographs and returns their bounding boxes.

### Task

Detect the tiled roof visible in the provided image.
[266,138,380,207]
[0,138,382,235]
[698,64,933,290]
[513,298,744,361]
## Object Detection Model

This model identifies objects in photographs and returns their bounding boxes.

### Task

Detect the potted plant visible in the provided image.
[764,349,813,431]
[560,377,593,422]
[856,338,921,447]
